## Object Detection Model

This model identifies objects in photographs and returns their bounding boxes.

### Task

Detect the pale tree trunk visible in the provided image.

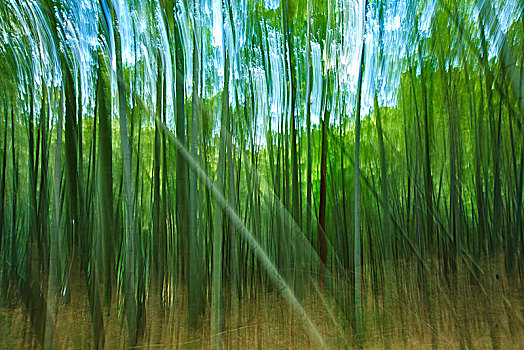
[188,11,204,327]
[111,6,140,343]
[354,1,367,340]
[212,49,229,349]
[45,86,60,350]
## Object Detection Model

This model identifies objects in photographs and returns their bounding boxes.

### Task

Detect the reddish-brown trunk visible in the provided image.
[318,117,328,274]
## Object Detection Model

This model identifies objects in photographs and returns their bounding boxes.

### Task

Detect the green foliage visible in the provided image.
[1,0,524,348]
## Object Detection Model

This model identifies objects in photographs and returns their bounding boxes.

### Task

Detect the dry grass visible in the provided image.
[1,266,524,349]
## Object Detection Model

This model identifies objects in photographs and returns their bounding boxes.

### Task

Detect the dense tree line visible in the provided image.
[0,0,523,348]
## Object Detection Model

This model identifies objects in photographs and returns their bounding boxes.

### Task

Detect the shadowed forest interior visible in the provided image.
[0,0,524,348]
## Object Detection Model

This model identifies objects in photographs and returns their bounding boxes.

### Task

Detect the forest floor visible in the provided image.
[1,266,524,349]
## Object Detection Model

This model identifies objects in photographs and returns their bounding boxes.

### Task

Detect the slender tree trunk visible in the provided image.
[160,70,168,301]
[27,91,40,274]
[0,108,7,292]
[174,5,189,284]
[212,50,229,349]
[375,92,396,341]
[37,87,50,279]
[226,74,239,313]
[111,6,140,342]
[354,3,367,338]
[97,49,114,310]
[45,88,61,349]
[188,11,204,326]
[318,109,329,280]
[305,0,312,248]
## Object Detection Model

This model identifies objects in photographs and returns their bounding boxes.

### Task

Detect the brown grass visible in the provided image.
[2,264,524,349]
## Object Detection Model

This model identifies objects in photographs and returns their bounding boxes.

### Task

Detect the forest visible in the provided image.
[0,0,523,348]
